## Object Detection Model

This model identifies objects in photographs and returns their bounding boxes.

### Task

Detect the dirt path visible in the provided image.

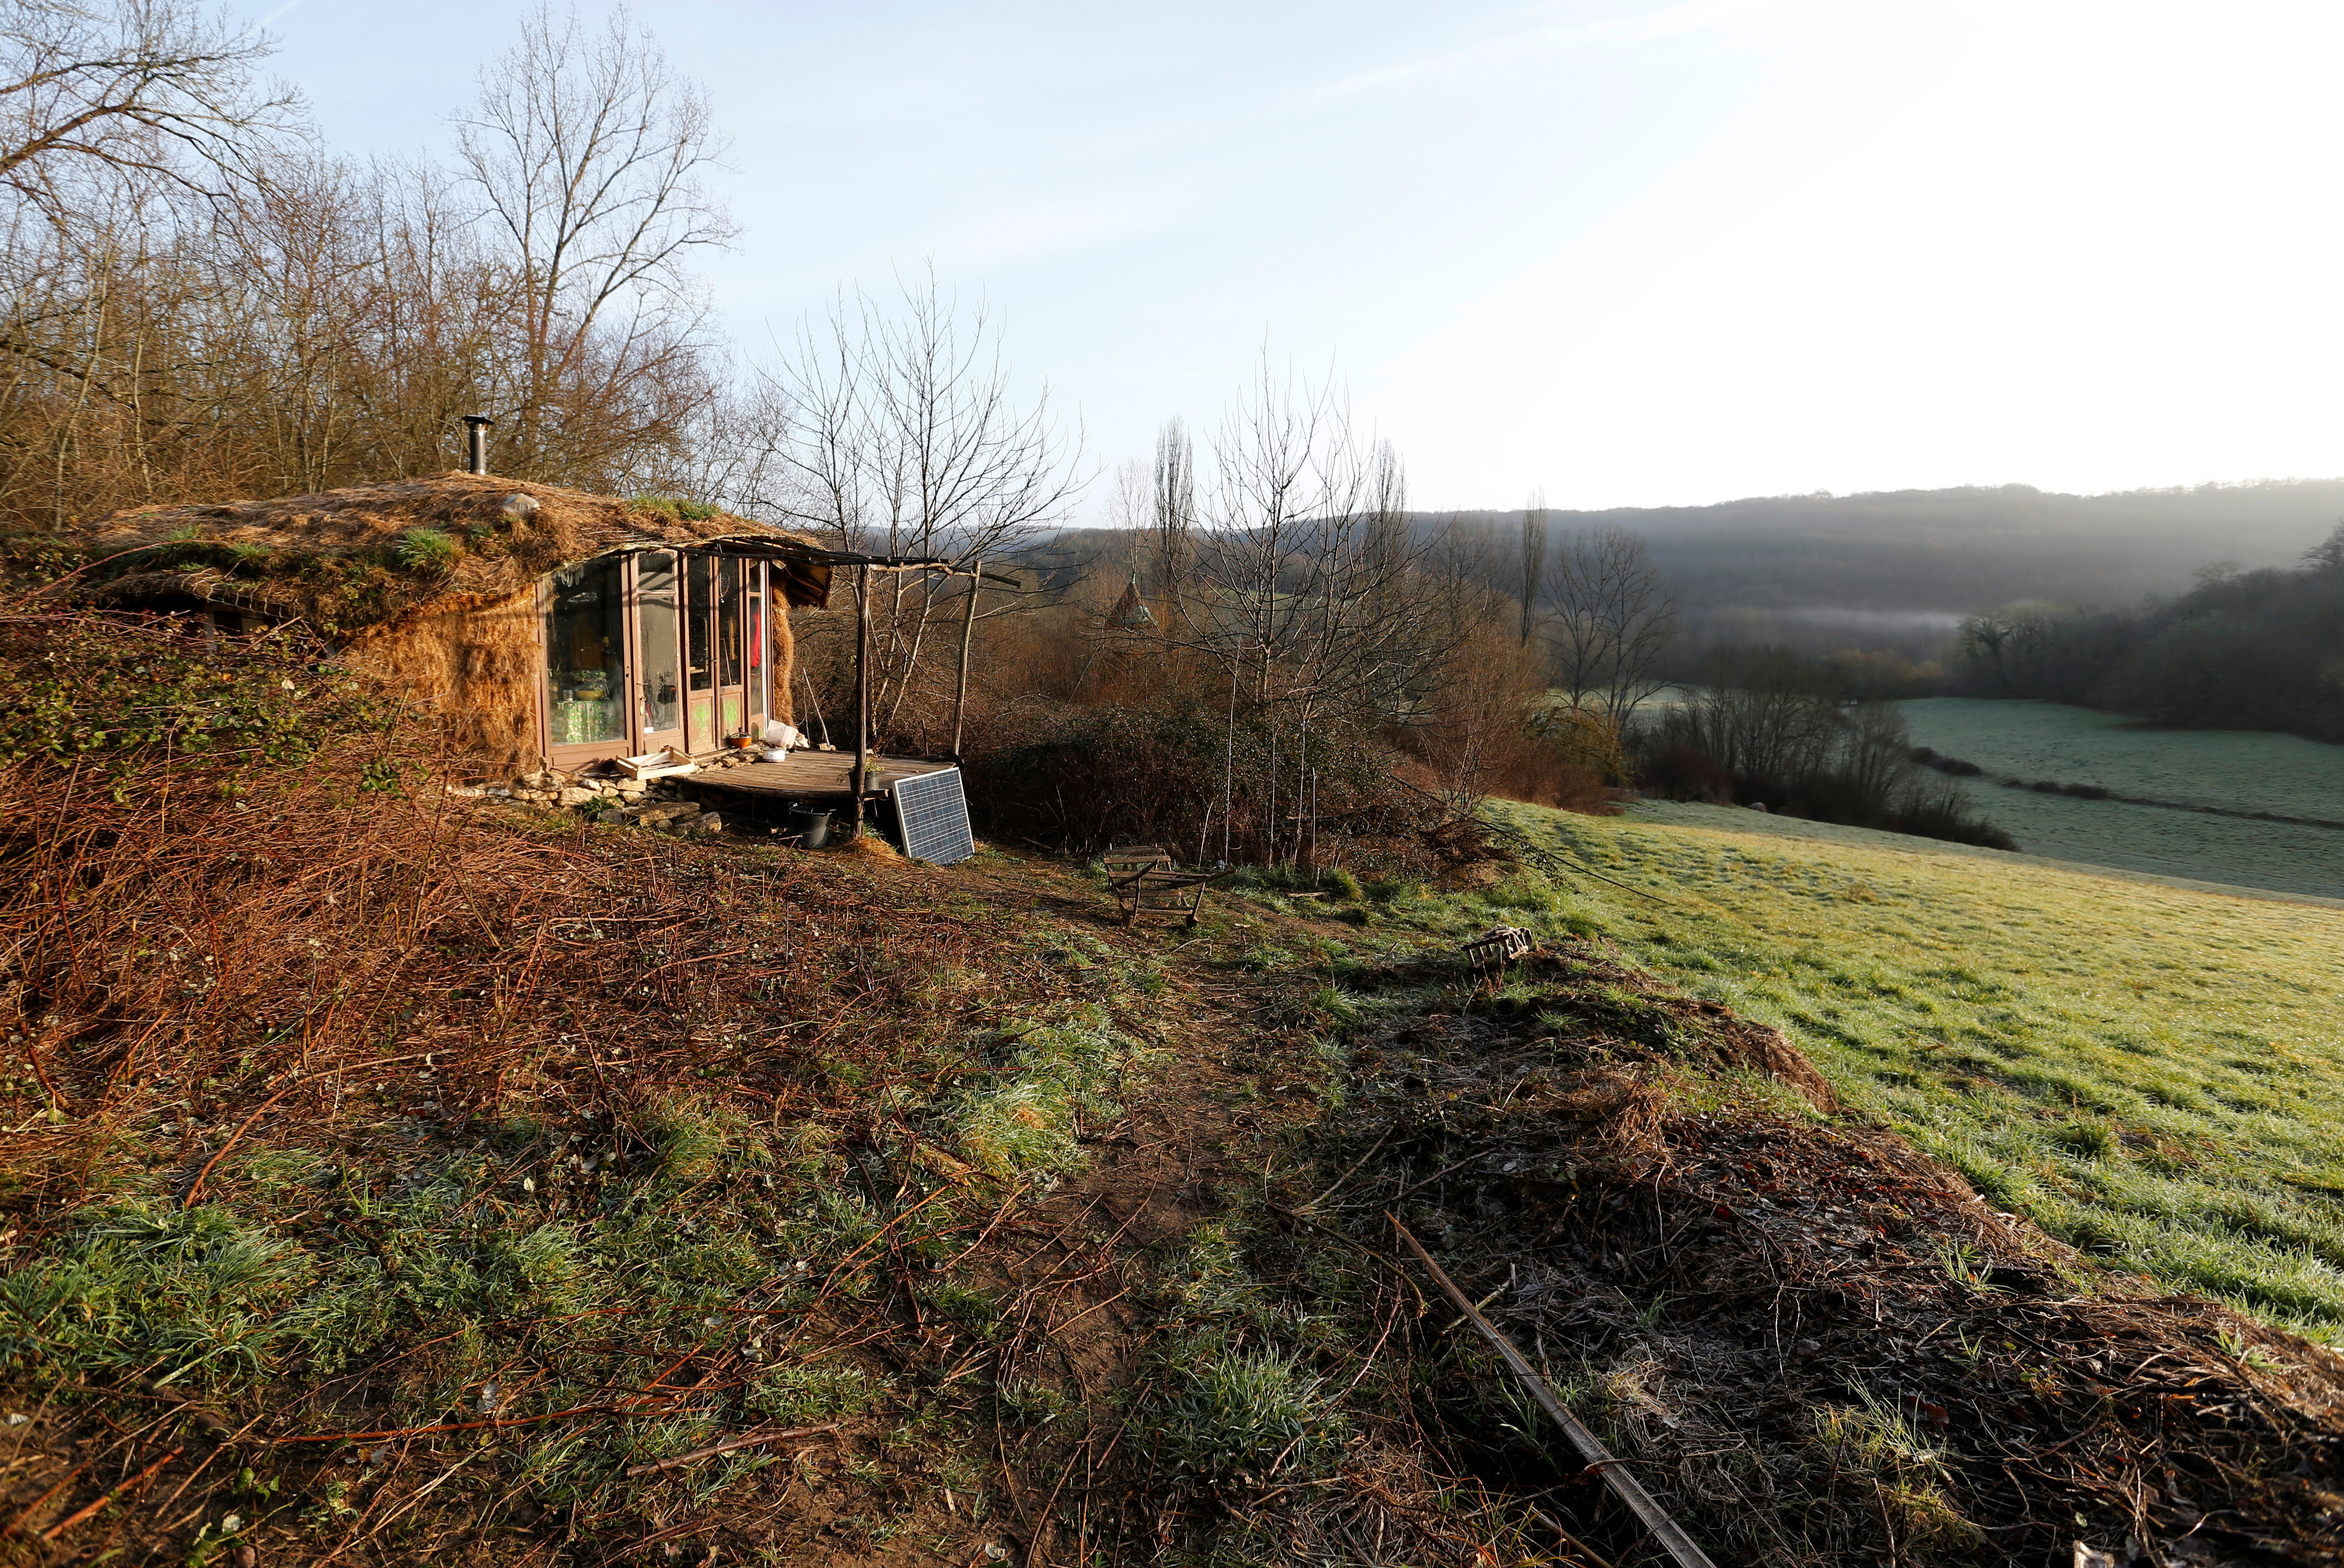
[855,862,1344,1567]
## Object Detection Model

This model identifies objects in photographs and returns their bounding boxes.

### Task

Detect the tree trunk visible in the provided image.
[851,563,871,833]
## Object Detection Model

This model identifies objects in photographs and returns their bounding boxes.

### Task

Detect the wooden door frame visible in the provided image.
[532,550,775,770]
[630,549,687,760]
[540,555,640,774]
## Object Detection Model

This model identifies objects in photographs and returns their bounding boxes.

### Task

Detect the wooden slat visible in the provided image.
[685,752,953,801]
[1392,1219,1718,1568]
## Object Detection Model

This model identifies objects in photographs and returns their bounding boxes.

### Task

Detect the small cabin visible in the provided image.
[72,472,834,776]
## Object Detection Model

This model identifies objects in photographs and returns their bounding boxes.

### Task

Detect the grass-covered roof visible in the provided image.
[62,472,831,638]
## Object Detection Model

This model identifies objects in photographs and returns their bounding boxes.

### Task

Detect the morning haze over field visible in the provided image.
[0,3,2340,1565]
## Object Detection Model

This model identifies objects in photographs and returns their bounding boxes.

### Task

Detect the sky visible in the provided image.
[240,0,2344,515]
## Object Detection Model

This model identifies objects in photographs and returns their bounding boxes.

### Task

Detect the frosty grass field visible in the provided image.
[1899,697,2343,818]
[1456,799,2344,1343]
[1896,698,2344,899]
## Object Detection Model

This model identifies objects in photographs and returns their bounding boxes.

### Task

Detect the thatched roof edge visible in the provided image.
[62,472,833,635]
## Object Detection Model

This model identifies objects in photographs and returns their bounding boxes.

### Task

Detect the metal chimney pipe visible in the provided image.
[461,414,495,476]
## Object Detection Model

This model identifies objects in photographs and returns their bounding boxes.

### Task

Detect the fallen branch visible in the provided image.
[3,1461,89,1538]
[1389,1215,1716,1568]
[38,1446,182,1542]
[624,1422,841,1477]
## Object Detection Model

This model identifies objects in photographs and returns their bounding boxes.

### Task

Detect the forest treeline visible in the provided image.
[0,3,765,529]
[1440,483,2344,658]
[1954,525,2344,743]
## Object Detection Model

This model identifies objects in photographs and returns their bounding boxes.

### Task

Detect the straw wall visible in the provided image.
[344,586,543,777]
[770,603,796,725]
[345,567,805,775]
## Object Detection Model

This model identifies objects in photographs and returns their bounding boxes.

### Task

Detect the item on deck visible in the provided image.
[761,720,807,749]
[757,747,789,762]
[615,747,698,780]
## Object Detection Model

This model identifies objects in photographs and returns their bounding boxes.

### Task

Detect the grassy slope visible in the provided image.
[1463,799,2344,1342]
[1898,698,2344,898]
[1900,697,2344,817]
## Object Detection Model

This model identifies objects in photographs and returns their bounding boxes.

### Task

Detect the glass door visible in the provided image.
[544,557,631,769]
[684,552,718,753]
[716,558,747,740]
[632,550,685,758]
[745,563,768,737]
[665,553,764,754]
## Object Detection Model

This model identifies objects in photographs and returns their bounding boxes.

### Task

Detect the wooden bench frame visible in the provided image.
[1464,925,1535,970]
[1102,845,1226,927]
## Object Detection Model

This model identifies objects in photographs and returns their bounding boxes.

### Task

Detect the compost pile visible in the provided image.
[1306,944,2344,1567]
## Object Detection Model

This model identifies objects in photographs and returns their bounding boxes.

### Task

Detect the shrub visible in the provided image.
[394,527,460,572]
[1632,646,2015,849]
[629,496,719,522]
[1911,746,1984,777]
[963,699,1437,862]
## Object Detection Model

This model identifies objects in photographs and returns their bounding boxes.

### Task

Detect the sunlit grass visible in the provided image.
[1411,800,2344,1342]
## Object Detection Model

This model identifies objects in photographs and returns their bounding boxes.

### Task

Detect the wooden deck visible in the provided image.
[682,751,954,805]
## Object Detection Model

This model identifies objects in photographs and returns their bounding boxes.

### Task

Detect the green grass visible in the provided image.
[1638,795,2344,906]
[1901,697,2344,819]
[1898,698,2344,898]
[1409,801,2344,1342]
[0,996,1159,1543]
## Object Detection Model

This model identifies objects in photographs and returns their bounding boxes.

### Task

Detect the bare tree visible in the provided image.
[0,0,303,525]
[0,0,300,226]
[454,2,734,482]
[1546,524,1678,722]
[0,4,744,528]
[1150,415,1194,603]
[1518,488,1547,646]
[1176,358,1458,734]
[752,273,1082,735]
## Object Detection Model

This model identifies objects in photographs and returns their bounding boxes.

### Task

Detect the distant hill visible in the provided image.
[1448,479,2344,654]
[1028,479,2344,657]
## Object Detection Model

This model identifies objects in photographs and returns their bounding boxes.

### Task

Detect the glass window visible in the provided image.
[745,563,767,716]
[546,557,628,746]
[719,558,744,688]
[636,551,682,736]
[686,553,715,693]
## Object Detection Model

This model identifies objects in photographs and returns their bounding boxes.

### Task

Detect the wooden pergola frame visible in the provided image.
[712,542,1017,833]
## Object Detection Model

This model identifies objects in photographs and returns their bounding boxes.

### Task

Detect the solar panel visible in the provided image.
[891,767,975,864]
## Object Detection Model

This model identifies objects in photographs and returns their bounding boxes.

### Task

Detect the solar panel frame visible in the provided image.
[891,767,975,864]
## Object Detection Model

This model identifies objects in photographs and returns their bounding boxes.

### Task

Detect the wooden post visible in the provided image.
[851,563,871,833]
[950,555,981,763]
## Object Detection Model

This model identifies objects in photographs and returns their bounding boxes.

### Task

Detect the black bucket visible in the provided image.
[789,805,833,849]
